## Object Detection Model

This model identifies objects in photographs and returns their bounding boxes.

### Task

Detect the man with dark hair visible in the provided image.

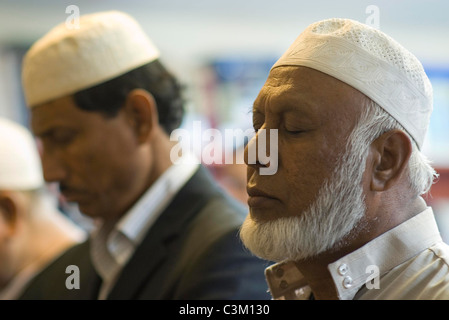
[19,10,270,300]
[73,61,184,133]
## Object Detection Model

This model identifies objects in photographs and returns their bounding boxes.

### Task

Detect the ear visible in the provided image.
[123,89,159,144]
[0,191,20,237]
[369,130,412,192]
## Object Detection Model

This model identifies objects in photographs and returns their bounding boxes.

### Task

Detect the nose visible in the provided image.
[40,149,67,183]
[244,133,258,169]
[245,127,278,176]
[244,128,268,169]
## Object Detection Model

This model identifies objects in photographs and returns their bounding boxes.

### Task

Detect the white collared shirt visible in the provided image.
[265,207,449,300]
[90,153,199,299]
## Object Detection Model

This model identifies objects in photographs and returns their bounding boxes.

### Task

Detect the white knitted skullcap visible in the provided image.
[22,10,160,107]
[0,118,44,190]
[272,18,433,149]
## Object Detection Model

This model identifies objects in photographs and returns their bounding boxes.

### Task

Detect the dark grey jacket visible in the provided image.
[19,166,271,300]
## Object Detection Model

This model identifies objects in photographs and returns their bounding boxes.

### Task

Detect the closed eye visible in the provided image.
[283,125,305,135]
[41,128,77,146]
[285,129,303,134]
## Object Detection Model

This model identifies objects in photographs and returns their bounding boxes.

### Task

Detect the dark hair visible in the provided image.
[73,60,184,134]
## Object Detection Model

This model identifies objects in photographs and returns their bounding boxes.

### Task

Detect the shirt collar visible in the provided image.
[115,152,199,245]
[328,207,441,299]
[265,207,442,300]
[91,152,199,282]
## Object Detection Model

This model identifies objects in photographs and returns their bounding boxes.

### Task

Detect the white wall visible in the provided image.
[1,0,448,76]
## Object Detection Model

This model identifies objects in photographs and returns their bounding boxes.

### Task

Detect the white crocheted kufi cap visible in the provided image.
[22,10,160,107]
[272,18,433,149]
[0,118,44,190]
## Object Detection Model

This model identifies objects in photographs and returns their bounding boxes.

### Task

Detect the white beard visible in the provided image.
[240,136,369,262]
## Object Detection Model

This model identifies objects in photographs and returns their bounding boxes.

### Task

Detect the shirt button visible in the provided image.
[275,267,284,278]
[338,263,348,275]
[280,280,289,289]
[343,276,353,289]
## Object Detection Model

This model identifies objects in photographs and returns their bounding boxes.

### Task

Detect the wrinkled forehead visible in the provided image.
[254,66,368,117]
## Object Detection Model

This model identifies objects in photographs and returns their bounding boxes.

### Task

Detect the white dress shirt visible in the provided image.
[265,207,449,300]
[90,153,199,299]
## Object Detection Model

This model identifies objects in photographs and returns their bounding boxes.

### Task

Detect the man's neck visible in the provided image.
[293,196,428,300]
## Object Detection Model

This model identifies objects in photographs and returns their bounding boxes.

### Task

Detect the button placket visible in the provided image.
[337,263,353,289]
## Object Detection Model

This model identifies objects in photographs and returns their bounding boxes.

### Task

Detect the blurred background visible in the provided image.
[0,0,448,237]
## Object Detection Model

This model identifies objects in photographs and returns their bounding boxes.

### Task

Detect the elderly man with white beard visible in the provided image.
[240,18,449,300]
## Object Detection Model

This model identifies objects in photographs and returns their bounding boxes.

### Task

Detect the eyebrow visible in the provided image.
[33,124,76,139]
[253,89,316,118]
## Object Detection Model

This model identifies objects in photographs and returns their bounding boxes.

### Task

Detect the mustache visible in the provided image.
[59,183,83,194]
[59,183,70,193]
